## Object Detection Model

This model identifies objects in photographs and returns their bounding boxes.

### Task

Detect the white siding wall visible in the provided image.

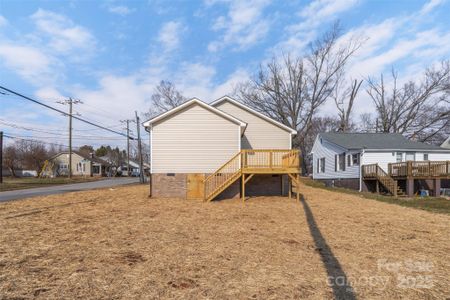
[312,137,360,179]
[151,103,240,173]
[361,151,397,173]
[427,152,450,161]
[362,151,450,173]
[214,101,291,149]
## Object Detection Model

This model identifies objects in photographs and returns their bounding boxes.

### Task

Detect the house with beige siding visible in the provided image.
[48,151,112,177]
[143,96,300,201]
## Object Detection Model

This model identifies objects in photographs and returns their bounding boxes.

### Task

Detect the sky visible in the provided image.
[1,0,449,149]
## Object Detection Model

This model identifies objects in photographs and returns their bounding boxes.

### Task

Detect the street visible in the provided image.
[0,178,141,202]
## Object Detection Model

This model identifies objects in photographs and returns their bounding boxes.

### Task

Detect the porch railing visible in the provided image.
[388,161,450,178]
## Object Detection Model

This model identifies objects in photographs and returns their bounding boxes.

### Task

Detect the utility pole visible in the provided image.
[58,98,82,178]
[120,119,133,176]
[135,111,144,184]
[0,131,3,184]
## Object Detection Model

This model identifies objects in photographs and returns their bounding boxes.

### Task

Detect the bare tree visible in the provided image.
[366,60,450,143]
[17,140,48,173]
[145,80,187,118]
[3,145,20,177]
[236,23,363,172]
[333,78,363,132]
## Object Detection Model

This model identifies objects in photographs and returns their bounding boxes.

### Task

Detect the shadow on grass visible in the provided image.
[300,193,356,300]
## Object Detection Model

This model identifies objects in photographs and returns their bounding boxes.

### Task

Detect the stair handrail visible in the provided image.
[204,152,241,182]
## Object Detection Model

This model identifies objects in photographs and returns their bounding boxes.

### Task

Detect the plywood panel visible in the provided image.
[186,174,205,200]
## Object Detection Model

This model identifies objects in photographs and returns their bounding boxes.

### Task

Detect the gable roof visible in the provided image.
[142,98,247,132]
[50,151,112,165]
[210,96,297,134]
[319,133,450,151]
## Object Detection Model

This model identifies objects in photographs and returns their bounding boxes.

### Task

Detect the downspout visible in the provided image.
[359,148,365,192]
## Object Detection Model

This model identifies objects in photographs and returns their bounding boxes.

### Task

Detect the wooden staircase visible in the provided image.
[362,164,404,196]
[204,150,301,202]
[204,152,242,202]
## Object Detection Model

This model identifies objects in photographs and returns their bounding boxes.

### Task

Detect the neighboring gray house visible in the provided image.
[48,151,111,177]
[311,133,450,196]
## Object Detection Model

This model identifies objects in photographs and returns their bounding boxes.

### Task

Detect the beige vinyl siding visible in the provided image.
[51,153,92,176]
[214,101,291,149]
[151,103,240,173]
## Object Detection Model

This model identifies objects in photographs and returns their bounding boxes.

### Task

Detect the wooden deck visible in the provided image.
[362,161,449,197]
[363,161,450,180]
[388,161,450,179]
[204,149,301,202]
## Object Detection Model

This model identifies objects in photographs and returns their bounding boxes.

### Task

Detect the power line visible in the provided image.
[0,86,133,139]
[3,134,70,148]
[0,120,136,139]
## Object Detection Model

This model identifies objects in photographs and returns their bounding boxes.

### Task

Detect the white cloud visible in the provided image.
[31,9,96,55]
[0,15,8,27]
[276,0,359,53]
[158,21,186,52]
[108,5,135,16]
[35,87,65,101]
[0,44,56,84]
[207,0,271,52]
[419,0,446,14]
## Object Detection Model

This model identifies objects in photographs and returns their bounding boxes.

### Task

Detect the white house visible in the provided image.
[311,133,450,196]
[143,96,300,201]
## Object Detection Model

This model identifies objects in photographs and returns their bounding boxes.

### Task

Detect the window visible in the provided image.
[406,152,415,161]
[82,163,86,172]
[347,155,351,167]
[335,153,346,171]
[59,163,67,169]
[396,152,403,162]
[423,154,429,161]
[317,158,325,173]
[352,153,360,166]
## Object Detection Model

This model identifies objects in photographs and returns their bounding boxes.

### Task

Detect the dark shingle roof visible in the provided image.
[319,133,448,151]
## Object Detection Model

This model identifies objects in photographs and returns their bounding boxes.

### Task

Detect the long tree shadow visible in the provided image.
[299,194,356,300]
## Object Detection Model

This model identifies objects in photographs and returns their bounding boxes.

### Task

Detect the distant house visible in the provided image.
[441,136,450,149]
[143,96,300,201]
[311,133,450,196]
[117,160,150,177]
[48,151,112,177]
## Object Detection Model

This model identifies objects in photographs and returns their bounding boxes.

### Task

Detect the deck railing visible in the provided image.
[204,149,301,201]
[362,163,398,196]
[204,152,242,200]
[241,149,300,170]
[388,161,450,178]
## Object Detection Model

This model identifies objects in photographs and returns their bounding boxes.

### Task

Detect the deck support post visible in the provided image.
[296,173,300,202]
[241,174,245,202]
[376,180,379,194]
[433,179,441,197]
[406,178,414,197]
[288,176,292,199]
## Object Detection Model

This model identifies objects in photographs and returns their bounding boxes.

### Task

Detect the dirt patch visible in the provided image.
[0,183,449,299]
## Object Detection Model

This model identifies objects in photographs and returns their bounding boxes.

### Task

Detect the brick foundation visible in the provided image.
[318,178,360,190]
[150,173,290,199]
[151,173,187,198]
[245,174,289,197]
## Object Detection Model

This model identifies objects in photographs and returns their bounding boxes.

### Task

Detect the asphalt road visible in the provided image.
[0,178,141,202]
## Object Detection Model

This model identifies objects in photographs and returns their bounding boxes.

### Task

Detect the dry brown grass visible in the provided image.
[0,183,449,299]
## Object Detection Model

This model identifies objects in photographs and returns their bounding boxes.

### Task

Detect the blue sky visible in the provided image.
[1,0,449,148]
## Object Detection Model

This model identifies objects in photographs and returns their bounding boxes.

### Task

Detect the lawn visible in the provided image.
[0,177,103,192]
[0,183,449,299]
[302,177,450,215]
